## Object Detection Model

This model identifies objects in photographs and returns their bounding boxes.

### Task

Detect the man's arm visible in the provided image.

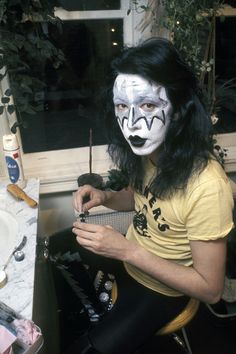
[72,221,227,304]
[126,237,227,304]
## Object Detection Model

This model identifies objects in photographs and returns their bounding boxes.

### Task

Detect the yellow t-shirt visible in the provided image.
[124,158,234,296]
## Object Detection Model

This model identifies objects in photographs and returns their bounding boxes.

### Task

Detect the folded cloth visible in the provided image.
[12,319,41,346]
[0,324,17,354]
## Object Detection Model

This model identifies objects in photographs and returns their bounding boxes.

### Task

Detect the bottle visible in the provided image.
[3,134,26,189]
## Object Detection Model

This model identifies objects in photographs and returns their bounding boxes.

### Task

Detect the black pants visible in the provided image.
[49,228,189,354]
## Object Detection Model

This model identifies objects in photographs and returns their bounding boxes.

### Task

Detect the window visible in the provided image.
[213,5,236,176]
[20,18,123,153]
[1,0,145,193]
[214,15,236,134]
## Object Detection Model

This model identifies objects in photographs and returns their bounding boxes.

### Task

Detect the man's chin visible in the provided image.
[129,145,158,156]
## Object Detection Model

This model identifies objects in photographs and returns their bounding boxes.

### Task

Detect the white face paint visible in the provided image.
[113,74,172,156]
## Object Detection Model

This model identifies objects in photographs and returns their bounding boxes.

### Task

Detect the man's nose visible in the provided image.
[127,106,140,129]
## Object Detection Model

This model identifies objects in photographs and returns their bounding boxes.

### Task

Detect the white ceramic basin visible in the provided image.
[0,209,18,267]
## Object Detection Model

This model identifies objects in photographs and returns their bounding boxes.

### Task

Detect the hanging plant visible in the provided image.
[0,0,65,127]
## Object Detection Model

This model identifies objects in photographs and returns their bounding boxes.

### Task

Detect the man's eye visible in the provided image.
[115,103,128,111]
[140,103,157,112]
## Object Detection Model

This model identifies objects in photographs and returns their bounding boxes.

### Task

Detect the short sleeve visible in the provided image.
[185,177,234,241]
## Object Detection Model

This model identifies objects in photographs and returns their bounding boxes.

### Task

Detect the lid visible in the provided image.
[2,134,19,151]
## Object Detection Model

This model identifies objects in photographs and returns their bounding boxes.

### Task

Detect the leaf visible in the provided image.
[6,42,18,52]
[0,58,4,69]
[20,85,33,94]
[4,89,12,97]
[1,96,10,104]
[140,5,148,11]
[0,106,4,115]
[24,106,37,115]
[7,105,15,114]
[8,0,21,6]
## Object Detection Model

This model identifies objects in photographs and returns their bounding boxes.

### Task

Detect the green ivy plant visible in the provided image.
[135,0,227,113]
[163,0,226,116]
[159,1,222,73]
[0,0,65,129]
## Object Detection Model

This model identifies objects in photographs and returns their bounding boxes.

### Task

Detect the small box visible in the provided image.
[0,301,43,354]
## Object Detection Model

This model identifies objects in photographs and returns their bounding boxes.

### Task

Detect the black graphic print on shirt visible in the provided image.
[133,185,170,238]
[133,204,150,237]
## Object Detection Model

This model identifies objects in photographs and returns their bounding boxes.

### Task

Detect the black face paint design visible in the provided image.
[116,111,166,131]
[113,74,173,156]
[115,96,168,131]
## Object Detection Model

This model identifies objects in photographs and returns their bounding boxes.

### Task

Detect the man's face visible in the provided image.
[113,74,172,156]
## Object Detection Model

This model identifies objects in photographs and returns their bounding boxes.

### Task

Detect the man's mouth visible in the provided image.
[129,135,147,147]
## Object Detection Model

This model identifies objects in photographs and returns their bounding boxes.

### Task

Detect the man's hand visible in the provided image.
[73,185,107,213]
[72,221,136,261]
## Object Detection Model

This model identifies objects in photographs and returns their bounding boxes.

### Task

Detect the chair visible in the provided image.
[111,279,200,354]
[205,299,236,326]
[156,297,200,354]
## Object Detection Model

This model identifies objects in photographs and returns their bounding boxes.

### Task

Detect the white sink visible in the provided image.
[0,209,18,267]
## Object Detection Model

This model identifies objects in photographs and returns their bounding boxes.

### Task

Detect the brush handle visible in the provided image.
[7,184,38,208]
[22,192,38,208]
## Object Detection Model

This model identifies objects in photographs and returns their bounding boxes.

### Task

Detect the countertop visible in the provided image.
[0,178,40,319]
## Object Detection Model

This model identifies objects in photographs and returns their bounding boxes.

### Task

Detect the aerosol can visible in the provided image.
[3,134,26,188]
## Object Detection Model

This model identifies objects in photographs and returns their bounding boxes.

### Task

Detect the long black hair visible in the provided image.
[102,37,216,199]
